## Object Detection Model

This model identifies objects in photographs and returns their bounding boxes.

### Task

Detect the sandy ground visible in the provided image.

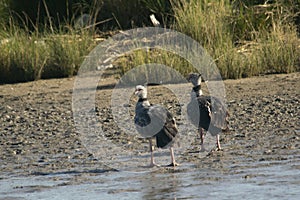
[0,73,299,186]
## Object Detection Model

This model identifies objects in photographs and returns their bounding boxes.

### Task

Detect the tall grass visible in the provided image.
[114,0,299,80]
[113,49,194,84]
[172,0,240,78]
[0,0,299,83]
[0,5,98,83]
[172,0,300,78]
[0,0,9,25]
[115,0,300,80]
[43,30,97,79]
[0,20,47,83]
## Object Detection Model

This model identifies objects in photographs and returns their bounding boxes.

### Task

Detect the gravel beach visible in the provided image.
[0,72,299,198]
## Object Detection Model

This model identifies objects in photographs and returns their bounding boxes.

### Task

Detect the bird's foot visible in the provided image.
[148,162,160,168]
[166,162,179,167]
[210,146,223,153]
[199,144,206,152]
[215,144,222,151]
[216,147,223,151]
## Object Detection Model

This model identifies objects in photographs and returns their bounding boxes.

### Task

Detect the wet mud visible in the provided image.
[0,73,299,199]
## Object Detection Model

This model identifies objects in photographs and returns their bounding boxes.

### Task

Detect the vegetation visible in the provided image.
[0,0,299,83]
[0,19,97,83]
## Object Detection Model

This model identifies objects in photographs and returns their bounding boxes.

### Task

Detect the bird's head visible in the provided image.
[134,85,147,99]
[187,73,202,86]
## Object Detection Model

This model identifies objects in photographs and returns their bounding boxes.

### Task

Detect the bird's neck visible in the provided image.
[138,98,148,102]
[192,85,203,97]
[137,97,150,107]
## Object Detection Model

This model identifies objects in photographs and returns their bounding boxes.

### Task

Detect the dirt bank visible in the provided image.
[0,73,299,176]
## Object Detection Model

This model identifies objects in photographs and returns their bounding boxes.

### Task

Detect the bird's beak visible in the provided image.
[134,89,139,95]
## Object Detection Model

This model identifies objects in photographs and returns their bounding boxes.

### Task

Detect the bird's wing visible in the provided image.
[134,106,155,138]
[163,111,178,139]
[134,106,151,127]
[134,104,171,138]
[134,102,178,140]
[149,105,178,133]
[187,97,201,127]
[147,105,169,129]
[149,105,178,148]
[187,96,212,128]
[208,96,229,130]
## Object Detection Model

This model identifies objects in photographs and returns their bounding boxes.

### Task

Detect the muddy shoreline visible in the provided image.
[0,73,299,193]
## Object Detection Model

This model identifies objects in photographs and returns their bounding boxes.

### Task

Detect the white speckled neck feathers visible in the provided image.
[135,85,150,107]
[188,73,203,97]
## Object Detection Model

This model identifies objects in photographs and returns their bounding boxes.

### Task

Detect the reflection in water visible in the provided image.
[1,159,299,199]
[141,169,180,200]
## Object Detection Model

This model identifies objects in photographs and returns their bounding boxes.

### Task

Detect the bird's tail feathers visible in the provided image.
[156,123,177,148]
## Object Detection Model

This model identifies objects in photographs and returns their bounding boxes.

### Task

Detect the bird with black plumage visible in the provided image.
[187,73,229,152]
[134,85,178,167]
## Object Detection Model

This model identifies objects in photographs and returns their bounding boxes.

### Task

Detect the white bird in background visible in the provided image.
[187,73,229,151]
[150,14,161,27]
[134,85,178,167]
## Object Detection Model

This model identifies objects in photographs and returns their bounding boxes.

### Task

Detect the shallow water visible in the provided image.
[1,157,299,200]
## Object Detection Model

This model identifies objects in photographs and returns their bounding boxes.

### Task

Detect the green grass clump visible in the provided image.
[0,22,48,83]
[113,49,194,84]
[171,0,300,78]
[0,0,299,84]
[0,18,98,83]
[114,0,299,80]
[43,30,97,79]
[254,25,300,74]
[0,0,99,84]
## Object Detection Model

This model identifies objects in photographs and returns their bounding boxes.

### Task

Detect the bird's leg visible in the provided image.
[199,128,206,152]
[216,134,222,151]
[148,139,158,167]
[167,147,178,167]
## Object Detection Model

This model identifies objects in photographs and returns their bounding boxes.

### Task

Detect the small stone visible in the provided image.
[263,149,272,154]
[244,175,251,179]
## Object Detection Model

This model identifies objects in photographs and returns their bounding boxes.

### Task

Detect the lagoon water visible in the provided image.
[1,156,299,200]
